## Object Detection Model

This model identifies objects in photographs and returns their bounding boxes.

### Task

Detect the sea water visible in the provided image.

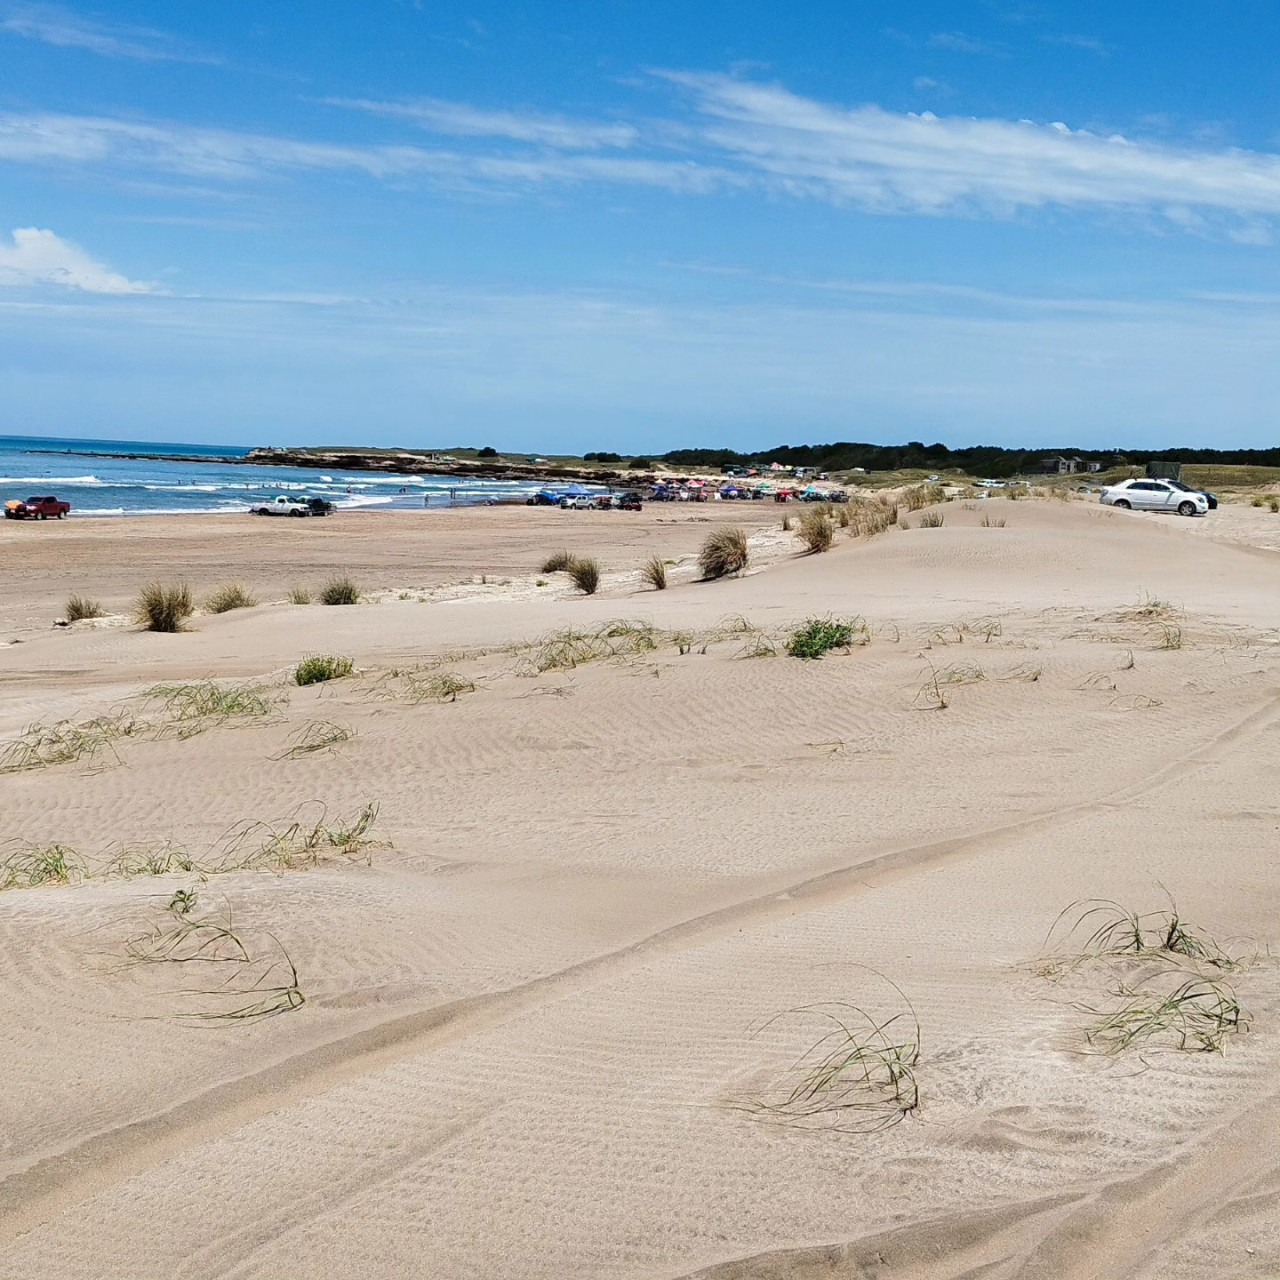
[0,435,541,516]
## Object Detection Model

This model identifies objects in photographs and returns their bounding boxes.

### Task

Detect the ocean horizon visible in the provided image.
[0,434,541,516]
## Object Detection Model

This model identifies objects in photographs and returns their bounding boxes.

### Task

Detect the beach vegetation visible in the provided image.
[699,526,750,579]
[287,584,313,604]
[294,655,354,686]
[918,510,944,528]
[135,581,194,632]
[319,576,360,605]
[204,582,258,613]
[540,550,575,574]
[786,616,865,659]
[567,557,601,594]
[145,680,279,735]
[0,712,142,774]
[1,842,82,891]
[798,506,835,553]
[64,594,104,622]
[275,720,354,758]
[641,556,667,590]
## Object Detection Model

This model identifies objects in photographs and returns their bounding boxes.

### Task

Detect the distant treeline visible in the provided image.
[655,442,1280,478]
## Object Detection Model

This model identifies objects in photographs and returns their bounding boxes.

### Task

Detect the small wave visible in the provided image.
[72,507,126,517]
[0,474,103,485]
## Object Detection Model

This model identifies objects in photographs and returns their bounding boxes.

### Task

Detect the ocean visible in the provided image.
[0,435,543,516]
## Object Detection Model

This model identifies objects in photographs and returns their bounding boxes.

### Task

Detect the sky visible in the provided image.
[1,2,1279,453]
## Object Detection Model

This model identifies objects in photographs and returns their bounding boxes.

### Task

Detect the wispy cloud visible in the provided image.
[7,76,1280,235]
[0,3,217,62]
[928,31,1003,55]
[0,227,154,292]
[321,96,639,149]
[1044,33,1112,55]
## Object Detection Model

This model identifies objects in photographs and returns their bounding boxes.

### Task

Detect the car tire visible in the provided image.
[1177,501,1196,517]
[290,508,305,517]
[1113,499,1131,509]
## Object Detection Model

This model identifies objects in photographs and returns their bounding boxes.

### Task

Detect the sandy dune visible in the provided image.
[2,498,1279,1278]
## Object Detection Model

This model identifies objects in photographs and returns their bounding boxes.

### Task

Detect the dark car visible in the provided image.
[304,497,335,516]
[1168,480,1217,509]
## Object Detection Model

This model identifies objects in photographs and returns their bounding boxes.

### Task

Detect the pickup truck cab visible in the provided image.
[4,495,71,520]
[251,496,312,517]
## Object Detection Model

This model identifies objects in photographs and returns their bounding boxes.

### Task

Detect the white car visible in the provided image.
[1100,479,1208,516]
[252,495,312,517]
[558,494,594,509]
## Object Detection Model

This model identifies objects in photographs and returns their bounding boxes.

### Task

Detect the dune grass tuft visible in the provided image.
[540,549,575,574]
[641,556,668,590]
[0,712,143,774]
[742,980,921,1133]
[918,510,944,528]
[221,801,384,871]
[980,514,1006,528]
[65,594,104,622]
[567,557,601,594]
[287,584,313,604]
[275,720,354,758]
[145,681,279,736]
[1,842,82,891]
[204,582,258,614]
[319,576,360,606]
[135,582,193,632]
[798,507,835,553]
[294,654,354,686]
[699,526,750,579]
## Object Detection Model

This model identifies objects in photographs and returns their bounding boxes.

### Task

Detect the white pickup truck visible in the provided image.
[251,496,312,517]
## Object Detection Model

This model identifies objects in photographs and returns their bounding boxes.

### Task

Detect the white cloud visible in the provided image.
[668,73,1280,222]
[928,31,1001,55]
[7,77,1280,234]
[321,97,639,150]
[0,3,214,61]
[0,227,153,293]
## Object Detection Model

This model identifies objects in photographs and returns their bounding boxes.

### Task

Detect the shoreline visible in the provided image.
[28,445,636,485]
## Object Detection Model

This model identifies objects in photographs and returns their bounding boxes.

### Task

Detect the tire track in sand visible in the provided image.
[3,688,1279,1248]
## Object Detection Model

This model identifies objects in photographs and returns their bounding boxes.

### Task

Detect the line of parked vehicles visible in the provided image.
[249,495,336,517]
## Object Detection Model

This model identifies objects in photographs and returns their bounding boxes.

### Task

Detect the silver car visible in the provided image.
[1099,479,1208,516]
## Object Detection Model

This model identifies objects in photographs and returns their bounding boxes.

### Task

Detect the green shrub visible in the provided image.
[786,616,861,659]
[294,655,354,686]
[135,582,194,633]
[65,594,103,622]
[204,582,258,613]
[319,576,359,606]
[567,557,601,594]
[699,527,749,579]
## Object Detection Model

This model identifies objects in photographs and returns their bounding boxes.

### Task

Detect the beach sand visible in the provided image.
[2,497,1279,1278]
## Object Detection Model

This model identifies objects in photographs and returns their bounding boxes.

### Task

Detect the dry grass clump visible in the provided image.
[567,557,601,594]
[1,842,83,891]
[0,711,143,774]
[522,620,659,673]
[1270,498,1280,514]
[540,549,575,574]
[145,681,279,736]
[641,556,668,590]
[287,584,313,604]
[741,982,921,1133]
[369,666,475,702]
[319,576,360,606]
[275,720,354,758]
[135,581,193,632]
[294,654,354,686]
[918,510,945,528]
[980,513,1007,528]
[1080,977,1246,1054]
[1045,898,1242,970]
[848,497,897,539]
[106,842,198,878]
[65,594,104,622]
[220,801,384,871]
[204,582,258,614]
[125,901,305,1022]
[798,506,835,553]
[699,526,750,579]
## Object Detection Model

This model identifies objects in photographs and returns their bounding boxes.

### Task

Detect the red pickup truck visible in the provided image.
[4,495,71,520]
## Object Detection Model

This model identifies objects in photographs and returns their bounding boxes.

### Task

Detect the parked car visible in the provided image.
[616,492,643,511]
[4,495,70,520]
[1166,479,1218,510]
[1100,478,1208,516]
[304,497,335,516]
[559,493,594,510]
[252,495,312,516]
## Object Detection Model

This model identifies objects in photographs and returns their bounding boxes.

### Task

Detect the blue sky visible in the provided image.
[1,2,1278,452]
